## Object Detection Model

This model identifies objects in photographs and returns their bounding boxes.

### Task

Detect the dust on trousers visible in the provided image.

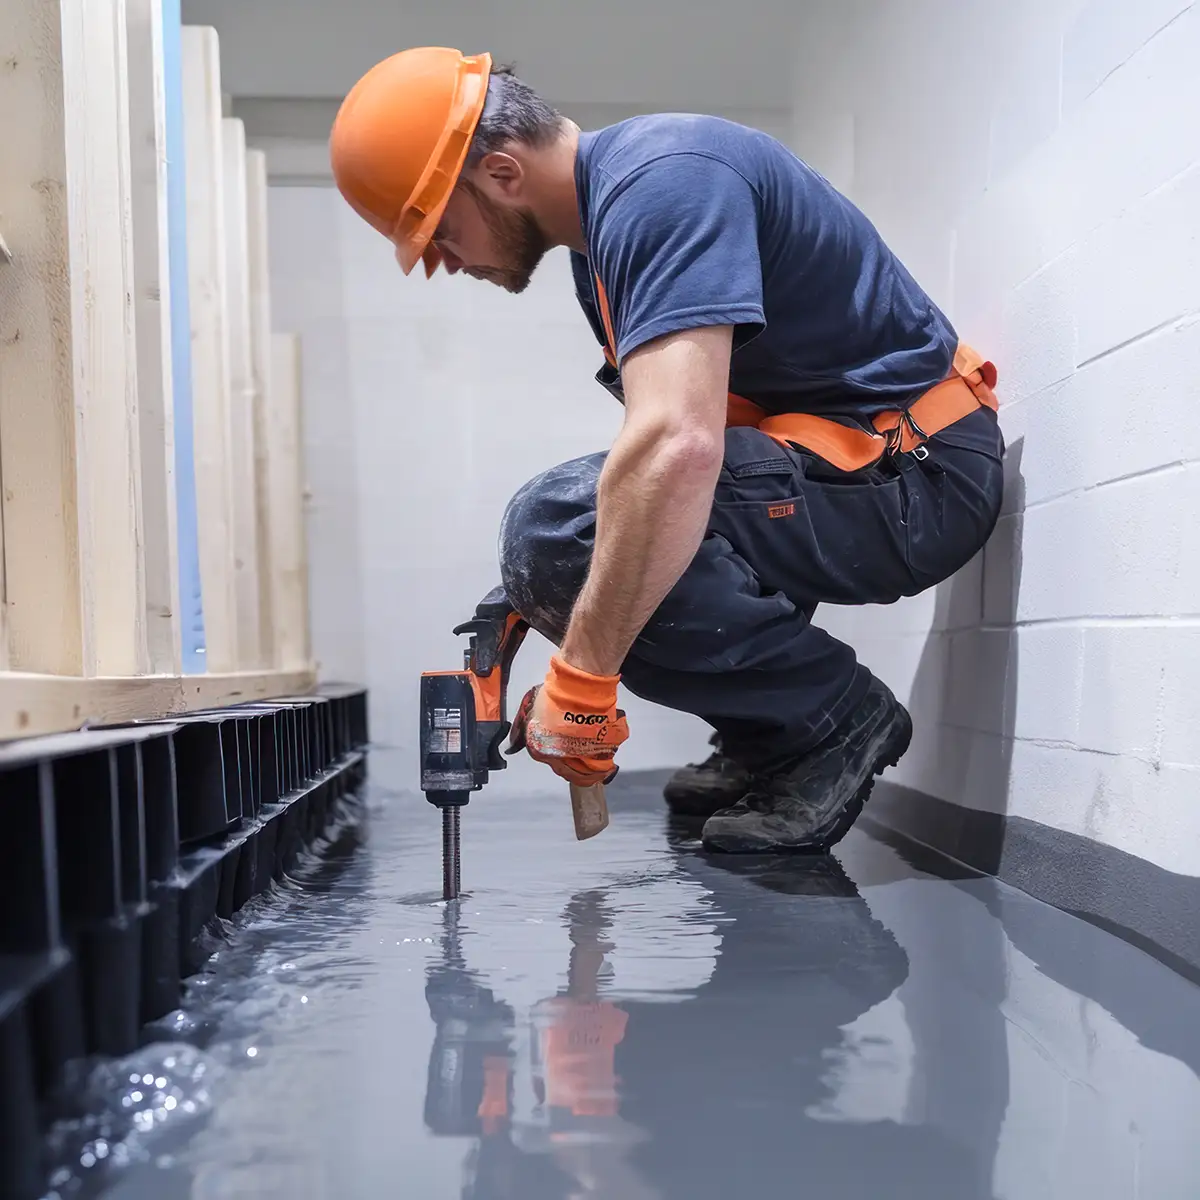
[499,407,1004,770]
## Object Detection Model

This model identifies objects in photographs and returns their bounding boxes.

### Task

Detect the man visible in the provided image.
[330,48,1004,854]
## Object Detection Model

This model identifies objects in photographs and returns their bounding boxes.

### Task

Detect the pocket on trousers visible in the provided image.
[712,481,912,607]
[902,451,1003,591]
[714,429,804,507]
[713,426,917,606]
[709,492,818,602]
[901,460,947,590]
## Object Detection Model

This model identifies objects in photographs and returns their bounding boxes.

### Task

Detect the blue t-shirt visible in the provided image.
[571,115,958,420]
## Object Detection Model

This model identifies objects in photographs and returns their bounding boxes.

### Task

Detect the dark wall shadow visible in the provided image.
[874,436,1025,875]
[885,432,1200,979]
[858,437,1026,1199]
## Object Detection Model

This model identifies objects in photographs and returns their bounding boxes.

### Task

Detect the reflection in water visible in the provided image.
[428,841,929,1199]
[422,905,515,1141]
[39,769,1200,1200]
[614,845,974,1199]
[426,892,658,1199]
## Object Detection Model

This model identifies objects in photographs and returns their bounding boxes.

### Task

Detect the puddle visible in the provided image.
[37,766,1200,1200]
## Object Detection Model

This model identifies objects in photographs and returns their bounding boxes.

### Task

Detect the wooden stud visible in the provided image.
[0,666,317,740]
[180,25,238,673]
[127,0,182,675]
[0,0,84,675]
[0,527,5,671]
[0,435,5,673]
[0,0,150,677]
[0,232,8,671]
[268,334,312,671]
[245,148,277,666]
[0,14,316,723]
[222,117,263,669]
[62,0,150,677]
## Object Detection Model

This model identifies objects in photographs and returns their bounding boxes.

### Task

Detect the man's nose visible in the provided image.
[439,247,464,275]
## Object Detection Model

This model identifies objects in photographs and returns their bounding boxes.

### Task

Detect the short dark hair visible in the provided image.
[466,65,564,164]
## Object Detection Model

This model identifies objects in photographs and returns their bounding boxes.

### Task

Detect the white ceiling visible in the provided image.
[180,0,804,111]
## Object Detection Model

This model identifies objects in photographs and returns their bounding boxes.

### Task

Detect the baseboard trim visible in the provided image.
[865,781,1200,983]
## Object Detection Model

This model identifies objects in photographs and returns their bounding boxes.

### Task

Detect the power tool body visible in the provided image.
[419,587,529,899]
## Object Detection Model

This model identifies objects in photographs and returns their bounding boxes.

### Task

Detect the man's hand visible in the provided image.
[558,325,732,678]
[506,656,628,787]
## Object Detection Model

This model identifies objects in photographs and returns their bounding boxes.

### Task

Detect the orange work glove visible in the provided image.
[506,656,629,787]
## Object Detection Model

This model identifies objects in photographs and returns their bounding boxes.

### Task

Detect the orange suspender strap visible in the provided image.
[757,360,997,471]
[591,271,996,472]
[594,276,619,368]
[952,343,999,405]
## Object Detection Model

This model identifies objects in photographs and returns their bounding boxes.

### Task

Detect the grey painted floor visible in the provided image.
[48,760,1200,1199]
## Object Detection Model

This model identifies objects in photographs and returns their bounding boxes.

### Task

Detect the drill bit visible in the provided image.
[442,806,461,900]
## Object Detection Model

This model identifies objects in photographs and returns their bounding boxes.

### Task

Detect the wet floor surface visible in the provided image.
[45,755,1200,1199]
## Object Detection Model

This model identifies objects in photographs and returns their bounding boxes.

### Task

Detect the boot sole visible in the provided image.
[702,702,913,855]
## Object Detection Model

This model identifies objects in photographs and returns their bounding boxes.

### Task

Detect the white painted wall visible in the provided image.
[249,102,793,186]
[268,186,710,773]
[267,188,366,688]
[790,0,1200,874]
[182,0,800,112]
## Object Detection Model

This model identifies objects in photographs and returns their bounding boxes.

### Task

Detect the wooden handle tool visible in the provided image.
[569,781,610,840]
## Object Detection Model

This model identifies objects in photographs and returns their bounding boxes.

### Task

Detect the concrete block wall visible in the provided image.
[791,0,1200,873]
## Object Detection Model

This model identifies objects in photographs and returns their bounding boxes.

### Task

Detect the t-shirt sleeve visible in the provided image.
[590,153,766,364]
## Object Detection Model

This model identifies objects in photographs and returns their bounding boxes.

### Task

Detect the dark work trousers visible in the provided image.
[499,406,1005,768]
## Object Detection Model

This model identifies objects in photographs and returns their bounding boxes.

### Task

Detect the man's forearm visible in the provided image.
[559,421,724,676]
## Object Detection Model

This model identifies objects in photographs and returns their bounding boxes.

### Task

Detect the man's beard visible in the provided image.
[464,186,549,294]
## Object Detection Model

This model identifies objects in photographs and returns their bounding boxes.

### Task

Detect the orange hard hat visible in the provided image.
[330,47,492,277]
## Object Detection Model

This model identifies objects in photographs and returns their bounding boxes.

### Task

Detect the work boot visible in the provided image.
[701,675,912,854]
[662,734,752,818]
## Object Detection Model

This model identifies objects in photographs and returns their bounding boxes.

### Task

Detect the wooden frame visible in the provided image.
[63,0,151,680]
[222,116,264,668]
[0,668,315,740]
[0,226,8,673]
[246,149,277,667]
[0,0,86,676]
[0,15,317,742]
[268,335,313,671]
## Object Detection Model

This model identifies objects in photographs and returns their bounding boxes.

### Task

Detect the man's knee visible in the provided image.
[498,453,605,642]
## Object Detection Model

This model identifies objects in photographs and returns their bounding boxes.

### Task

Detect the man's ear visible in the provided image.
[478,151,524,199]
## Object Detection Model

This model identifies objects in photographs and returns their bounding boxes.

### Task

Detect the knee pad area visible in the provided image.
[498,454,605,642]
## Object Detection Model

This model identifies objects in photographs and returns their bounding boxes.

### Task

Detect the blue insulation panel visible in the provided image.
[162,0,206,672]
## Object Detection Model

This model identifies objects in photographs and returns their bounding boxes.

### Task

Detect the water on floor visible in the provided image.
[42,756,1200,1199]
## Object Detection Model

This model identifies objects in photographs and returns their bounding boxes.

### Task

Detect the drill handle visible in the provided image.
[452,586,529,678]
[454,587,530,773]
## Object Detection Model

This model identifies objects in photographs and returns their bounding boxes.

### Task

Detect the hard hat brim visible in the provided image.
[391,52,492,276]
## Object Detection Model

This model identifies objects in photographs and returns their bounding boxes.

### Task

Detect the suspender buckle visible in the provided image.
[896,407,931,461]
[902,407,929,442]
